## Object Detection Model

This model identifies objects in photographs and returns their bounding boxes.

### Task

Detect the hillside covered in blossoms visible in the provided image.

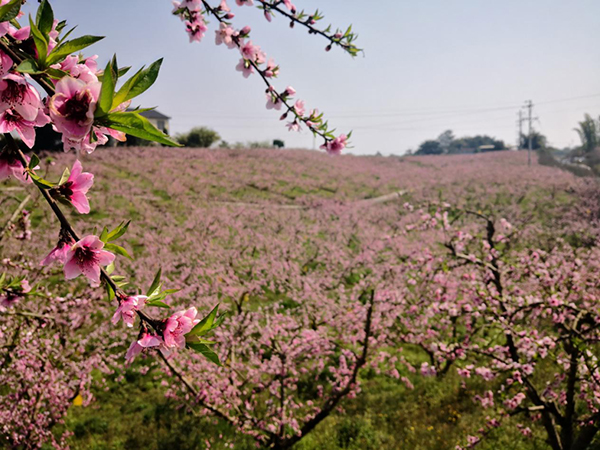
[2,147,600,449]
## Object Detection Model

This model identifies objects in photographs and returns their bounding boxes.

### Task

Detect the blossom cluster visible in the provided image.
[172,0,355,154]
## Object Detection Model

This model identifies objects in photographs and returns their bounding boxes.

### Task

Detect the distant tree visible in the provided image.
[574,114,599,154]
[177,127,221,148]
[437,129,455,153]
[449,135,505,153]
[273,139,285,148]
[519,131,547,150]
[248,140,273,149]
[416,140,443,155]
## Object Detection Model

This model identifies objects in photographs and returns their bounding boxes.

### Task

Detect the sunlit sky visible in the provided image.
[24,0,600,154]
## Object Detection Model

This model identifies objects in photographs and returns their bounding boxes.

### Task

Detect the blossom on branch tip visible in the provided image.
[63,235,115,284]
[163,307,200,349]
[320,134,348,155]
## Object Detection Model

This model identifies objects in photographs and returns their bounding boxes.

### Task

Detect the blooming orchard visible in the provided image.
[0,0,359,446]
[2,1,600,449]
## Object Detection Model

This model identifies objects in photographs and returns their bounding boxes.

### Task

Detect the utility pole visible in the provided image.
[525,100,533,166]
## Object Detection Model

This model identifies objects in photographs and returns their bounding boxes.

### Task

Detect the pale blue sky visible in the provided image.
[24,1,600,154]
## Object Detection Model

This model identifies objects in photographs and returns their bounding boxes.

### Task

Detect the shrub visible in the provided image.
[177,127,221,148]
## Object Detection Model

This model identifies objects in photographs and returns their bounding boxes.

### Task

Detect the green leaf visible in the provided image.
[105,281,115,301]
[104,112,181,147]
[146,300,170,309]
[55,20,67,33]
[15,59,41,74]
[96,59,115,117]
[188,304,220,337]
[105,261,115,275]
[147,268,161,297]
[29,172,54,189]
[0,0,22,23]
[45,67,69,80]
[36,0,54,36]
[56,25,76,45]
[29,16,48,67]
[107,221,130,242]
[104,243,132,260]
[187,342,221,366]
[58,166,70,185]
[99,226,109,243]
[112,58,162,109]
[186,335,216,345]
[28,154,39,170]
[47,35,104,65]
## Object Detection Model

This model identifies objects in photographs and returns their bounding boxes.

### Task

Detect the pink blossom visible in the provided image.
[186,18,207,42]
[236,59,254,78]
[239,40,258,60]
[264,58,278,78]
[286,121,301,132]
[48,77,101,150]
[125,332,162,362]
[320,134,348,155]
[163,307,200,349]
[0,74,43,121]
[0,280,30,308]
[293,100,305,116]
[40,238,75,266]
[0,151,29,183]
[235,0,254,6]
[64,55,99,83]
[282,0,296,13]
[63,235,115,284]
[474,366,495,381]
[284,86,296,97]
[57,160,94,214]
[0,108,49,148]
[218,0,231,12]
[504,392,526,410]
[215,23,236,48]
[0,50,12,77]
[266,93,282,111]
[112,295,146,328]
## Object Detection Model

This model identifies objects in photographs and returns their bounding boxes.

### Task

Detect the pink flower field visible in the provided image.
[2,147,600,449]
